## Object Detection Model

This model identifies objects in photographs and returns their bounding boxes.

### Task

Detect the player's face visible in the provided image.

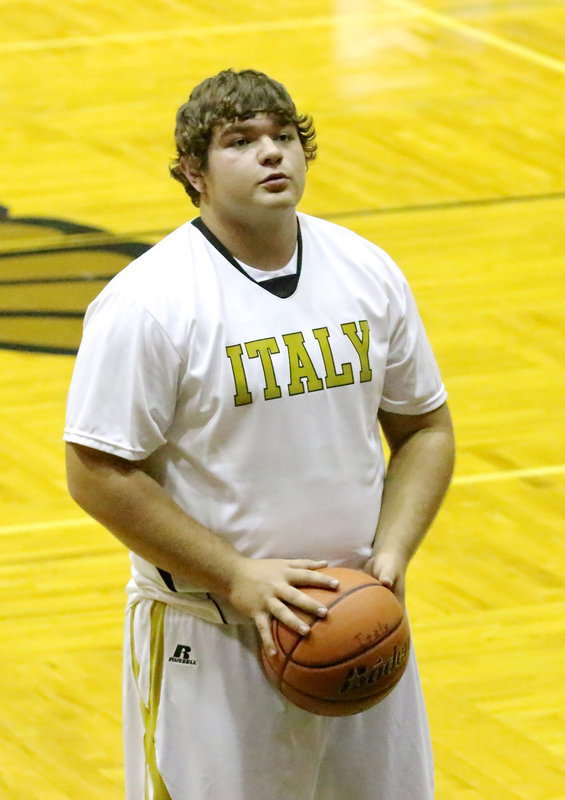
[195,114,307,222]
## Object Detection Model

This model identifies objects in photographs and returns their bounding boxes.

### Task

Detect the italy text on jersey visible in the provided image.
[226,319,372,406]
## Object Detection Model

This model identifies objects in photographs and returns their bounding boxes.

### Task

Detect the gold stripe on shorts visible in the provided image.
[130,601,172,800]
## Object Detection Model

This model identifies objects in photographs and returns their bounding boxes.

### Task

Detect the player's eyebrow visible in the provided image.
[217,117,290,140]
[218,121,257,139]
[224,121,255,131]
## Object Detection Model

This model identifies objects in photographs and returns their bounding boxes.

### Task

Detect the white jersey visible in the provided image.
[64,212,446,620]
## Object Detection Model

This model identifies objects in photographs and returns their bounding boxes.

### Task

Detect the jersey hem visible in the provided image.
[63,430,151,461]
[378,387,448,416]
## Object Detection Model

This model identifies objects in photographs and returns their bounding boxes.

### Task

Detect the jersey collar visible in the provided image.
[191,216,302,299]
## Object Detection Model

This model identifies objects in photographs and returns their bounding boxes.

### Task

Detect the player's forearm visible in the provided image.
[66,443,340,648]
[65,443,244,598]
[373,413,455,566]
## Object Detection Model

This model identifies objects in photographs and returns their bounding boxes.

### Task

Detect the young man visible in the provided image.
[65,69,454,800]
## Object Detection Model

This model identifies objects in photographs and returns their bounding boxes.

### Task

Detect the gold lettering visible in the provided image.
[312,327,354,388]
[245,337,282,401]
[341,320,372,382]
[282,332,324,396]
[225,344,252,406]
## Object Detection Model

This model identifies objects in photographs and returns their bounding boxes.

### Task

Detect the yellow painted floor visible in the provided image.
[1,0,564,797]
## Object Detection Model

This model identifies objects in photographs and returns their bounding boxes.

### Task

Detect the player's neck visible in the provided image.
[198,206,298,271]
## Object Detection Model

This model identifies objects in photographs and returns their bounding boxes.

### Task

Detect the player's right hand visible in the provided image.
[228,558,340,656]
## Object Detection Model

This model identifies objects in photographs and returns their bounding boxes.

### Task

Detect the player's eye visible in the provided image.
[230,137,249,148]
[277,132,294,142]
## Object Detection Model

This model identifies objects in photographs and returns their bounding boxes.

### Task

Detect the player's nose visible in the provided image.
[257,136,283,165]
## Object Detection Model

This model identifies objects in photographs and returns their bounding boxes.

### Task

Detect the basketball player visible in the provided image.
[65,69,455,799]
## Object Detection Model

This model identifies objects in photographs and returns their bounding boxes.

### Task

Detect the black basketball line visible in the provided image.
[280,679,395,707]
[276,582,392,663]
[289,616,406,669]
[299,582,402,654]
[271,618,297,686]
[274,582,403,676]
[282,631,411,706]
[324,582,381,611]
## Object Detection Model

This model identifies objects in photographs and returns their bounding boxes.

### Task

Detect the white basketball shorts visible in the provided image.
[123,599,434,800]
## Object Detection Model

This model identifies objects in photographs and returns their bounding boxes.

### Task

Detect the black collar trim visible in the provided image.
[191,217,302,299]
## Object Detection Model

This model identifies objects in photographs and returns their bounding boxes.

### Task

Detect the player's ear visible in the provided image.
[180,156,206,194]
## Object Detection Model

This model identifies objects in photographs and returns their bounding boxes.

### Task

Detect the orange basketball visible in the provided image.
[261,567,410,716]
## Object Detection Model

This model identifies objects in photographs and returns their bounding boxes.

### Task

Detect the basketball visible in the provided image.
[261,567,410,716]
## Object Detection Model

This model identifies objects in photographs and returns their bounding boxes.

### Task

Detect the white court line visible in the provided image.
[0,10,415,54]
[0,517,100,535]
[2,1,561,75]
[381,0,565,75]
[0,465,562,535]
[453,464,565,486]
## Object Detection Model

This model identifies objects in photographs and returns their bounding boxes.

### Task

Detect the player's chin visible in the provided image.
[260,194,300,214]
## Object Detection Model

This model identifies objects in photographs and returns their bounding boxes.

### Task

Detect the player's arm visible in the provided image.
[66,442,337,653]
[366,402,455,601]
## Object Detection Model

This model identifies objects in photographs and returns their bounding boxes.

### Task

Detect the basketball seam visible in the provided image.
[276,582,400,672]
[271,618,295,686]
[289,616,405,669]
[304,583,399,653]
[280,680,395,705]
[324,582,382,612]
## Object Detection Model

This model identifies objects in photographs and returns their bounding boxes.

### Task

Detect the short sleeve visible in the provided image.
[64,290,184,460]
[379,273,447,415]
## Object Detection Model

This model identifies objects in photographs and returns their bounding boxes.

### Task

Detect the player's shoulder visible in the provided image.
[111,220,198,288]
[83,221,203,333]
[298,212,405,284]
[93,221,200,302]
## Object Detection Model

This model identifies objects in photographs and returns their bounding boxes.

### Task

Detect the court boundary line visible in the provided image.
[324,190,565,221]
[452,464,565,486]
[0,10,417,54]
[381,0,565,75]
[0,465,563,536]
[1,4,563,75]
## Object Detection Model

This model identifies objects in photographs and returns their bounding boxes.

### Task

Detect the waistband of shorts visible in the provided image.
[125,578,253,625]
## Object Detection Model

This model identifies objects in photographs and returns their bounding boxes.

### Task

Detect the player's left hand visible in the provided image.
[364,551,406,605]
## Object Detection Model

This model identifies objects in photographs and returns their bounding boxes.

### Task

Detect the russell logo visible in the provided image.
[168,644,198,665]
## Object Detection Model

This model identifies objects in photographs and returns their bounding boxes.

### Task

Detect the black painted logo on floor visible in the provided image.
[0,205,150,355]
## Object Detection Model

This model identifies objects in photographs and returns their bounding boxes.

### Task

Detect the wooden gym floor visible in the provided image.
[0,1,564,798]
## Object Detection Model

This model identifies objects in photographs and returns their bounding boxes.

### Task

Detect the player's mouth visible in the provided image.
[260,172,290,189]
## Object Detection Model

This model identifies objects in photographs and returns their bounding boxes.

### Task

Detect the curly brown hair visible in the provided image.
[170,69,317,207]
